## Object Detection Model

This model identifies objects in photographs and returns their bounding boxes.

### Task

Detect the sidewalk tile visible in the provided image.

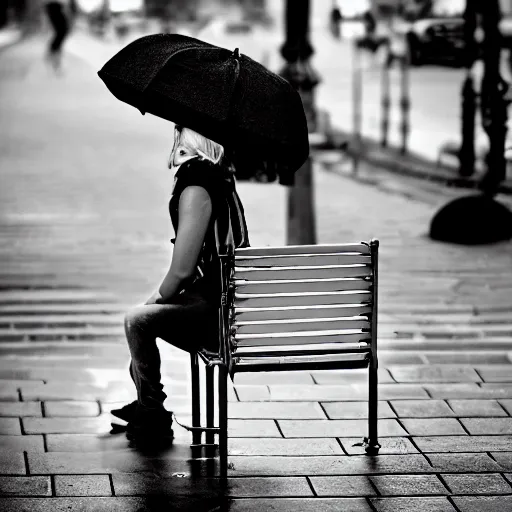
[424,353,510,365]
[228,455,432,475]
[460,418,512,434]
[400,418,466,436]
[322,401,395,419]
[413,435,512,453]
[0,385,19,401]
[22,416,109,434]
[268,385,364,401]
[0,402,41,417]
[44,401,100,417]
[309,475,376,496]
[229,438,342,456]
[452,496,512,512]
[479,384,512,398]
[377,384,430,400]
[311,369,393,384]
[441,473,512,495]
[388,366,481,383]
[427,453,503,472]
[498,399,512,415]
[54,475,112,497]
[379,353,425,365]
[234,386,270,401]
[3,380,46,390]
[233,372,314,384]
[390,400,454,418]
[0,417,22,434]
[0,476,51,496]
[228,402,326,419]
[370,475,448,496]
[0,453,26,474]
[228,498,372,511]
[277,419,406,438]
[505,473,512,484]
[0,434,44,453]
[0,497,157,511]
[370,497,456,511]
[46,434,130,452]
[228,477,313,497]
[423,384,512,399]
[491,452,512,470]
[475,366,512,383]
[447,399,507,417]
[340,437,418,455]
[229,420,282,438]
[21,383,133,402]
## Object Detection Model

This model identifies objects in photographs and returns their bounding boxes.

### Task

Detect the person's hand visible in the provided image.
[144,291,163,305]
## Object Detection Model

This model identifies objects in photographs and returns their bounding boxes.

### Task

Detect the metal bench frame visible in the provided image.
[180,239,380,478]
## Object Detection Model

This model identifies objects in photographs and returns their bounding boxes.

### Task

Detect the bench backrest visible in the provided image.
[226,241,379,372]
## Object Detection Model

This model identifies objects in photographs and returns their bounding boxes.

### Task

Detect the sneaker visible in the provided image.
[110,400,138,423]
[125,405,174,443]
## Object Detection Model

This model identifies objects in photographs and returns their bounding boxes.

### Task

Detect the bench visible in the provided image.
[177,240,380,478]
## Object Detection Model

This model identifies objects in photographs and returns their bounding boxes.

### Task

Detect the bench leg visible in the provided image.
[205,364,215,456]
[366,354,380,455]
[190,352,201,448]
[218,364,228,479]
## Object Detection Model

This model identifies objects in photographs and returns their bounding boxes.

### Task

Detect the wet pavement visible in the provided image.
[0,32,512,511]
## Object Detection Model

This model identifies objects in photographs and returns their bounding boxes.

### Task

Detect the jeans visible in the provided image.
[124,289,218,410]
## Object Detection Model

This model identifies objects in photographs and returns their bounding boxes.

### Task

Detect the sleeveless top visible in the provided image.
[169,157,249,304]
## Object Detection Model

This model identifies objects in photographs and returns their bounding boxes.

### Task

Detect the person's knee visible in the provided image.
[124,306,148,334]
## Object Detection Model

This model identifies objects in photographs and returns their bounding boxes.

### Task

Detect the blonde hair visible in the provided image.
[169,125,225,167]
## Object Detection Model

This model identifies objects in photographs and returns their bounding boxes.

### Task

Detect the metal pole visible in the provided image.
[352,40,362,174]
[280,0,318,245]
[399,55,410,155]
[380,51,390,147]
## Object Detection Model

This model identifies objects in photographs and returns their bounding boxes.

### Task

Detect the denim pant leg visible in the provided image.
[124,293,218,410]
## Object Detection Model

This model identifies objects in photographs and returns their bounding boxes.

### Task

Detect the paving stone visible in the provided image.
[228,498,372,511]
[0,401,41,417]
[400,418,466,436]
[448,399,507,417]
[0,453,26,474]
[370,475,448,495]
[21,383,133,402]
[228,401,326,419]
[413,435,512,453]
[228,477,313,497]
[309,475,376,496]
[505,473,512,484]
[233,372,314,384]
[234,385,270,401]
[277,419,406,438]
[229,420,282,437]
[427,453,503,472]
[0,498,160,511]
[229,438,342,456]
[424,353,510,365]
[2,380,46,390]
[0,476,51,496]
[311,369,393,384]
[46,434,131,452]
[377,384,431,400]
[479,384,512,398]
[475,365,512,382]
[424,384,512,399]
[54,475,112,497]
[22,416,110,434]
[379,353,425,365]
[340,437,419,455]
[0,385,19,401]
[44,401,100,417]
[441,473,512,495]
[0,435,44,453]
[268,385,365,401]
[228,455,432,476]
[452,496,512,512]
[460,417,512,434]
[390,400,454,418]
[322,401,395,419]
[0,417,21,434]
[370,497,456,512]
[498,399,512,415]
[388,365,481,383]
[490,452,512,470]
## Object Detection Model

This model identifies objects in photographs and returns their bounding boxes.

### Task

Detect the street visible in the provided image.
[0,17,512,511]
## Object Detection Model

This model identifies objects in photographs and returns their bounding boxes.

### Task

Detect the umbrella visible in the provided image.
[97,33,309,185]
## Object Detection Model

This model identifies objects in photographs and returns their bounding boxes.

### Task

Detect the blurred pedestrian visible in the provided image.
[329,2,343,40]
[44,0,71,72]
[112,125,249,444]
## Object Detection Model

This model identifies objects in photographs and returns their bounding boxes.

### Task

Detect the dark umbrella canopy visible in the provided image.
[97,33,309,184]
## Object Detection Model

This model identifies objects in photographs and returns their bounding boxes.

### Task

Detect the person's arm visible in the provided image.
[147,186,212,304]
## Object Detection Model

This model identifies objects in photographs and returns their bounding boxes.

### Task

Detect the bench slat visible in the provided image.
[235,265,372,281]
[234,304,372,322]
[234,352,369,369]
[235,278,372,294]
[234,342,369,356]
[235,254,371,267]
[234,331,371,347]
[234,291,371,308]
[234,317,370,334]
[235,243,370,256]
